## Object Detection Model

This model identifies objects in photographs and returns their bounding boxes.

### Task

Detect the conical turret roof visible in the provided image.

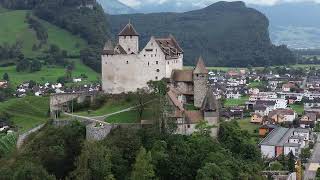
[194,56,208,74]
[118,22,139,36]
[201,87,218,111]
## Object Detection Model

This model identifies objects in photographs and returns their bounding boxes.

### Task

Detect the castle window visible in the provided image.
[144,55,146,57]
[187,125,190,128]
[130,36,132,39]
[148,62,150,66]
[167,62,169,65]
[155,76,158,80]
[156,69,160,72]
[156,61,158,64]
[126,61,129,64]
[151,54,153,57]
[128,48,131,51]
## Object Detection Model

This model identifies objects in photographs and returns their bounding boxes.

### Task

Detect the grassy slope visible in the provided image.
[0,96,49,133]
[0,10,86,57]
[0,9,99,85]
[0,60,99,86]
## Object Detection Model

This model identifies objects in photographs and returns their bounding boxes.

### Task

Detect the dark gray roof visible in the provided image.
[201,87,218,111]
[194,56,208,74]
[259,127,294,146]
[118,23,139,36]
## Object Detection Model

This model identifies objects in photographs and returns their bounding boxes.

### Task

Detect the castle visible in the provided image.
[101,22,219,137]
[101,22,183,94]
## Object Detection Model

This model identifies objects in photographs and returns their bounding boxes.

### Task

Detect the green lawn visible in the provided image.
[237,118,259,135]
[106,109,154,124]
[0,60,99,86]
[76,100,135,117]
[248,81,263,88]
[289,104,304,115]
[0,10,86,57]
[224,96,249,107]
[0,96,49,133]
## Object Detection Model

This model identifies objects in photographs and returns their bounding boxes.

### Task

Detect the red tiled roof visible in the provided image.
[155,35,183,59]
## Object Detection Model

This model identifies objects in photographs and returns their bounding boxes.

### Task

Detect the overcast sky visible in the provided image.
[118,0,320,7]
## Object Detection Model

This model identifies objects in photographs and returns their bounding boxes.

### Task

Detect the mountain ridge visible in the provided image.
[110,1,295,67]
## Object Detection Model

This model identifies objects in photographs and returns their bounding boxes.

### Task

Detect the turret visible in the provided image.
[193,56,209,108]
[201,86,219,138]
[118,22,139,54]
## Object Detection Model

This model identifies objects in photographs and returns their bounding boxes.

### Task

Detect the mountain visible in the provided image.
[97,0,136,14]
[110,1,295,67]
[252,2,320,49]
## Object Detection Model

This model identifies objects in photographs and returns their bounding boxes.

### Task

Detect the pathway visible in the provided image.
[17,124,45,149]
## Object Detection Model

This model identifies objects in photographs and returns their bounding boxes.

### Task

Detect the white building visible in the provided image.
[101,22,183,94]
[259,127,310,158]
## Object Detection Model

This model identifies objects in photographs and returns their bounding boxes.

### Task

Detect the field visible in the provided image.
[224,96,249,107]
[76,99,135,117]
[0,60,100,86]
[237,118,260,143]
[0,133,17,157]
[289,104,304,115]
[0,10,86,57]
[106,109,154,124]
[0,96,49,133]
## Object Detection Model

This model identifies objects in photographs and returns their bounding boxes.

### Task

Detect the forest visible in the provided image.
[0,120,264,180]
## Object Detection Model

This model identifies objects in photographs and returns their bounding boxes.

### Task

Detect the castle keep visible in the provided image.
[101,22,183,94]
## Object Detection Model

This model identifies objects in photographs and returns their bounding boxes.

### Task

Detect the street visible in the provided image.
[304,134,320,180]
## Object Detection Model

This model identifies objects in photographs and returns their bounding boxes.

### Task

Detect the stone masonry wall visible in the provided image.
[193,74,208,108]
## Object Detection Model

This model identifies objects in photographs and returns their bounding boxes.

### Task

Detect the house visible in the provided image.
[251,113,264,124]
[259,127,310,158]
[0,80,8,88]
[259,124,278,137]
[304,98,320,110]
[300,113,317,128]
[268,109,296,123]
[282,82,296,92]
[226,91,241,99]
[222,107,244,120]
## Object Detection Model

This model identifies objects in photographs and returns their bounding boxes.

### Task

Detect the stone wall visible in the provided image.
[86,123,116,141]
[193,74,208,108]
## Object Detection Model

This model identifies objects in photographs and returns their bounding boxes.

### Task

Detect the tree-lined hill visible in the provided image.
[110,1,296,67]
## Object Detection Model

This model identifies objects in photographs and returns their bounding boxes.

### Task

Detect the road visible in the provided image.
[304,134,320,180]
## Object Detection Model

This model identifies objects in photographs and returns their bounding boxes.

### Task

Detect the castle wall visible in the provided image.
[165,55,183,78]
[119,36,139,54]
[193,74,208,107]
[102,37,183,94]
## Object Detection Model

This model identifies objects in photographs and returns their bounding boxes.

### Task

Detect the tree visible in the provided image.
[134,88,150,119]
[2,73,9,81]
[288,151,296,172]
[196,163,233,180]
[13,161,55,180]
[131,147,155,180]
[69,142,115,180]
[270,161,283,171]
[300,148,311,163]
[194,120,214,137]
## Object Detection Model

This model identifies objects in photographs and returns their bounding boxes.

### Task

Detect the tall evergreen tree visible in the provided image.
[131,147,155,180]
[288,151,296,172]
[2,73,9,81]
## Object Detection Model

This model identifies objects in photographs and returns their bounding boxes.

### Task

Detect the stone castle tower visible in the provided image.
[118,22,139,54]
[193,57,209,108]
[201,86,219,137]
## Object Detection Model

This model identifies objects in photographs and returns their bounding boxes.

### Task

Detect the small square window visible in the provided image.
[126,61,129,64]
[156,61,158,64]
[156,69,160,72]
[187,125,190,128]
[128,48,131,51]
[155,76,158,80]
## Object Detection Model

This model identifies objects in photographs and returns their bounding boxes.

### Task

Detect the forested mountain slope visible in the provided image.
[111,1,296,67]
